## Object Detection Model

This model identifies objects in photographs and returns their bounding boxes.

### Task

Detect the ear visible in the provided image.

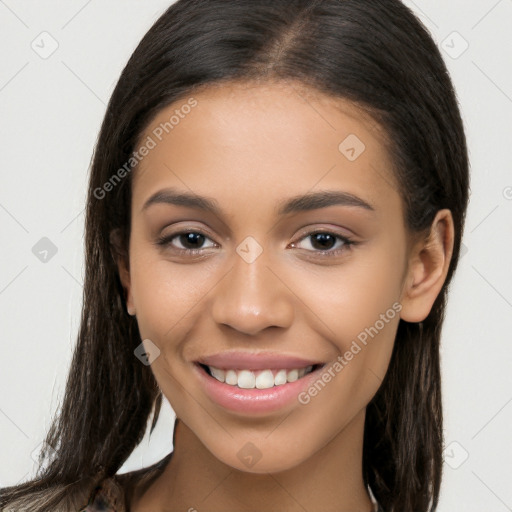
[109,228,135,316]
[399,209,454,323]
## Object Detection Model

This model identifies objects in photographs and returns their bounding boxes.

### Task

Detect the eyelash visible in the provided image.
[155,229,356,259]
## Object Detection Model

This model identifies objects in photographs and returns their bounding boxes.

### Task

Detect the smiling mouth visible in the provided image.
[197,363,326,390]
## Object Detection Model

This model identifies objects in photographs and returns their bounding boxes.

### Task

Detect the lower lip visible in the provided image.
[193,363,326,415]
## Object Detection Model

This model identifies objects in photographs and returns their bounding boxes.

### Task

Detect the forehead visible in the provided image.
[131,80,402,223]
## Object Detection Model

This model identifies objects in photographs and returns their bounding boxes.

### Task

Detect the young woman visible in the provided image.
[0,1,469,511]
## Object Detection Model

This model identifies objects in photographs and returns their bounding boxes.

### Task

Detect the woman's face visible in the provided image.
[121,81,414,473]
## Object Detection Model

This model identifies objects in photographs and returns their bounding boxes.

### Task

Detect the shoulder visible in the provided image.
[1,453,171,512]
[79,451,173,511]
[79,476,125,512]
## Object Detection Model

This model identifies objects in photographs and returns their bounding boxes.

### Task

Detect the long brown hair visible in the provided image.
[1,1,469,510]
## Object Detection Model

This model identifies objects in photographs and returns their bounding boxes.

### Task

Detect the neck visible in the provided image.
[132,409,374,512]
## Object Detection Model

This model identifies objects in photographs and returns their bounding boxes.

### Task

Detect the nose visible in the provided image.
[211,247,294,336]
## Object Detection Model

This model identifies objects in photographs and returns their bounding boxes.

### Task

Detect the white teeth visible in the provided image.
[209,367,225,382]
[237,370,256,389]
[255,370,274,389]
[274,369,287,386]
[225,369,238,386]
[206,365,315,388]
[287,369,299,382]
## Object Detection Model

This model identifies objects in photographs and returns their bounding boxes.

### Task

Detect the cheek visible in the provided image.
[288,238,406,389]
[295,244,405,342]
[129,249,200,337]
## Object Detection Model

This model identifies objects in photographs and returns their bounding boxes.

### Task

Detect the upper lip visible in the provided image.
[195,351,325,370]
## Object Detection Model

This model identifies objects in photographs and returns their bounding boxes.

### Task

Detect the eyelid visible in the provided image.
[158,221,218,242]
[156,225,357,262]
[289,228,355,256]
[292,223,357,240]
[156,228,218,252]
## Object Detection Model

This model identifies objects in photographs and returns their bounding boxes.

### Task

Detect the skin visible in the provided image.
[116,80,454,512]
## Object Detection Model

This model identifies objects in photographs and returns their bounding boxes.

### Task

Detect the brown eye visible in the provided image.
[309,233,338,251]
[176,232,207,250]
[156,230,217,254]
[290,231,355,257]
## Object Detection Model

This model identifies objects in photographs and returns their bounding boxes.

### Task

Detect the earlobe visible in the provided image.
[399,209,454,323]
[109,228,136,316]
[118,259,135,316]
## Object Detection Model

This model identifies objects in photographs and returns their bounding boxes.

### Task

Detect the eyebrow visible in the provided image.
[141,187,375,216]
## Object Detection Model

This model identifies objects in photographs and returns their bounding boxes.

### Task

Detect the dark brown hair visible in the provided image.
[1,1,469,510]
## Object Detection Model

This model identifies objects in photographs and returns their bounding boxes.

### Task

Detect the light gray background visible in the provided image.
[0,1,511,510]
